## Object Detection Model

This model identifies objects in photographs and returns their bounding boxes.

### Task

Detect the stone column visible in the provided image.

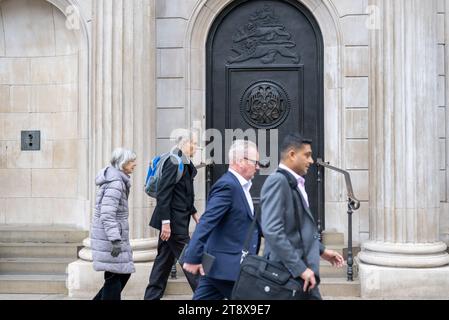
[68,0,158,298]
[358,0,449,298]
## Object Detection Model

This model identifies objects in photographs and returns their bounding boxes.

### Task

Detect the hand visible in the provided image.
[183,263,205,276]
[300,268,316,293]
[192,213,200,224]
[160,223,171,241]
[111,240,122,257]
[321,249,345,268]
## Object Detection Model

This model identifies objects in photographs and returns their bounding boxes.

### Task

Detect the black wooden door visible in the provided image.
[206,0,324,225]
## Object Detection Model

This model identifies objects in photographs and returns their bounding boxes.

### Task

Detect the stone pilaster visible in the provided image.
[91,0,156,239]
[358,0,449,298]
[68,0,158,298]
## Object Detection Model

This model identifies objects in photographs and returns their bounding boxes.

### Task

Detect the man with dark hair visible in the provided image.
[260,133,344,300]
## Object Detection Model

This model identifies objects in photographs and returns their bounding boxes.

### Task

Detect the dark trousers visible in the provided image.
[193,276,235,300]
[144,234,199,300]
[93,271,131,300]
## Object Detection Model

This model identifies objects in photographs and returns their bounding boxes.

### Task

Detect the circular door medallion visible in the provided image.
[240,80,291,129]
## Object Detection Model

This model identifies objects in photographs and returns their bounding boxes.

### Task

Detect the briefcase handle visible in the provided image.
[257,260,291,284]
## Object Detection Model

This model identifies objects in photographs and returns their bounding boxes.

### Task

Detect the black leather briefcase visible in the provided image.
[231,254,305,300]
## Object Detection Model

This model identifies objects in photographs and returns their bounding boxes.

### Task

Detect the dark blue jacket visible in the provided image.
[183,171,260,281]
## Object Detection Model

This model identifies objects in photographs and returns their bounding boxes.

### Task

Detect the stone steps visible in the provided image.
[324,244,361,261]
[323,244,345,256]
[322,231,345,246]
[166,277,195,295]
[320,278,361,297]
[0,274,68,294]
[0,257,73,274]
[321,232,360,298]
[320,261,358,278]
[0,225,87,295]
[0,225,88,243]
[0,242,81,258]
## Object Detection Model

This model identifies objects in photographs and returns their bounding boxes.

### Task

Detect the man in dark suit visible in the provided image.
[182,140,260,300]
[261,133,344,300]
[144,131,200,300]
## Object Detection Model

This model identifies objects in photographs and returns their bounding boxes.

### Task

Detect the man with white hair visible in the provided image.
[182,140,261,300]
[144,129,200,300]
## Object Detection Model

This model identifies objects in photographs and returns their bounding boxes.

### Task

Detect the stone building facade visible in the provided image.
[0,0,448,298]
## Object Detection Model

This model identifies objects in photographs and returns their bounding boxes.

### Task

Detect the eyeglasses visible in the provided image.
[243,157,260,166]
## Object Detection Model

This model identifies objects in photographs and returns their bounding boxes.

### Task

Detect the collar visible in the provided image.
[229,168,252,189]
[172,147,192,164]
[279,163,305,186]
[183,153,191,163]
[110,166,131,189]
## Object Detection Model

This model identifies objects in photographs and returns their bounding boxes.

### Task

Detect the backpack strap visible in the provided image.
[277,168,303,227]
[145,156,160,186]
[277,169,308,266]
[166,149,185,184]
[171,154,184,183]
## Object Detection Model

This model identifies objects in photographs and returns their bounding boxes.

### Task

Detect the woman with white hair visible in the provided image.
[91,148,137,300]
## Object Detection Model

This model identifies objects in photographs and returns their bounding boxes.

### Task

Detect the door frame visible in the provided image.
[205,0,325,227]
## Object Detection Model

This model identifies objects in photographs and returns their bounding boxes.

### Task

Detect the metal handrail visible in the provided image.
[316,159,361,281]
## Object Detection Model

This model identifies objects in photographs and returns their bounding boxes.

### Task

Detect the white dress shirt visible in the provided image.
[229,169,254,215]
[279,163,309,208]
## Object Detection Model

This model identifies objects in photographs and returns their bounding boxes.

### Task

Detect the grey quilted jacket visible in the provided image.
[91,166,135,274]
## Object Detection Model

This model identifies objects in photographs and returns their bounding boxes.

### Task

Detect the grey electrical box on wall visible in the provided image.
[21,131,41,151]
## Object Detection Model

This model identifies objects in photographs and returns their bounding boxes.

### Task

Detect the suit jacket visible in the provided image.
[183,171,260,282]
[149,148,197,235]
[260,168,325,282]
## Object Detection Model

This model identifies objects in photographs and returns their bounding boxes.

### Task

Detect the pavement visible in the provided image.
[0,294,196,300]
[0,294,366,300]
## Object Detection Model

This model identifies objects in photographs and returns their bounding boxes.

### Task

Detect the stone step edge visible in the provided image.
[0,242,84,247]
[0,257,75,263]
[0,274,67,281]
